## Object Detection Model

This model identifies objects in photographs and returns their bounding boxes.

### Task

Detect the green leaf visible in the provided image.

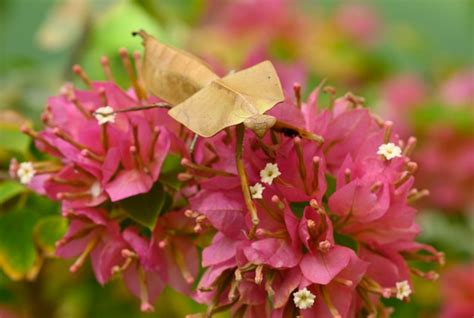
[0,181,24,205]
[119,182,167,229]
[33,215,67,255]
[323,174,337,202]
[334,232,359,253]
[159,153,184,190]
[0,124,30,154]
[0,208,39,280]
[289,202,307,218]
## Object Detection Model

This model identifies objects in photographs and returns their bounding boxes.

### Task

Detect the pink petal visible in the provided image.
[299,246,352,284]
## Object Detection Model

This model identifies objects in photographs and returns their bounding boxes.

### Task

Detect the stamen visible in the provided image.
[307,219,319,239]
[371,181,382,193]
[119,47,145,101]
[402,249,443,265]
[130,146,147,173]
[312,156,320,191]
[52,127,89,151]
[111,256,133,274]
[185,209,198,218]
[149,126,161,161]
[256,228,288,239]
[344,168,351,184]
[254,265,264,284]
[70,235,99,272]
[177,173,193,182]
[334,278,353,287]
[72,64,92,88]
[345,92,365,108]
[410,268,439,281]
[234,268,242,282]
[321,286,342,318]
[133,51,147,99]
[57,190,92,200]
[236,124,259,237]
[394,162,417,188]
[228,279,240,301]
[55,224,95,247]
[68,95,92,118]
[294,137,310,194]
[101,124,109,151]
[383,121,393,143]
[323,86,336,109]
[257,200,284,222]
[173,244,194,284]
[356,286,378,316]
[271,195,285,210]
[309,199,325,215]
[100,56,114,81]
[407,189,429,203]
[98,87,108,106]
[403,137,417,157]
[21,125,60,154]
[318,240,332,253]
[293,82,302,108]
[158,237,169,249]
[48,176,87,187]
[131,125,148,172]
[81,149,104,163]
[138,267,155,312]
[181,158,234,177]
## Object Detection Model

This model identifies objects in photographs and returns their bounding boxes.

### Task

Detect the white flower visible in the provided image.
[293,288,316,310]
[89,182,102,198]
[377,142,402,160]
[395,280,412,300]
[17,162,36,184]
[260,163,281,185]
[249,183,265,199]
[94,106,116,125]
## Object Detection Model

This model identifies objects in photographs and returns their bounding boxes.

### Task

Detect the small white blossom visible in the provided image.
[89,182,102,198]
[395,280,412,300]
[17,162,36,184]
[377,142,402,160]
[293,288,316,310]
[249,183,265,199]
[260,163,281,185]
[94,106,116,125]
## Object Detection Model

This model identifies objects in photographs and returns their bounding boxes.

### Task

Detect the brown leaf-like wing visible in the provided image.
[220,60,284,114]
[137,30,219,105]
[168,80,257,137]
[168,61,284,137]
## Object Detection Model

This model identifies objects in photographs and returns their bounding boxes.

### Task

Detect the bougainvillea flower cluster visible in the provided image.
[10,42,442,316]
[10,50,198,312]
[186,86,443,317]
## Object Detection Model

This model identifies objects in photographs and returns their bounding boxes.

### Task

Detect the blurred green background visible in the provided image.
[0,0,473,317]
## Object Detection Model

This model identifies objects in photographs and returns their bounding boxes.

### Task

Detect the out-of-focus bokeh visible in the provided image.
[0,0,472,317]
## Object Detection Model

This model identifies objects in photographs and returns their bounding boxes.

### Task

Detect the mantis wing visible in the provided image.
[220,60,284,114]
[137,30,219,105]
[168,61,284,137]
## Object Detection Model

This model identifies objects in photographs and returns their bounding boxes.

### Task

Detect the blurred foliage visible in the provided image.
[0,0,473,317]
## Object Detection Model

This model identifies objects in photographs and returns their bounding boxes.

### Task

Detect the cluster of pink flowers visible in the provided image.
[10,50,198,312]
[10,48,442,316]
[186,86,443,317]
